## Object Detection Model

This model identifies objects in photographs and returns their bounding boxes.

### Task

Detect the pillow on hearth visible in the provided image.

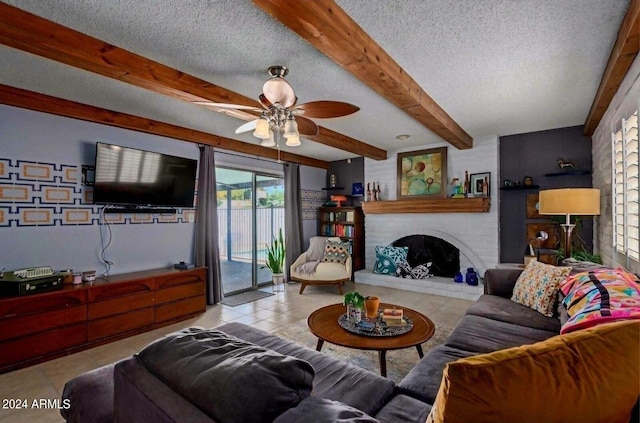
[322,239,350,264]
[373,245,409,275]
[395,259,413,278]
[511,260,572,317]
[426,320,640,423]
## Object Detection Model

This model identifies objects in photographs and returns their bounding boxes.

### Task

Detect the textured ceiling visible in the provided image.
[0,0,630,162]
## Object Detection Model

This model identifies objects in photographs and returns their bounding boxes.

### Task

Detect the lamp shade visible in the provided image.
[285,134,301,147]
[253,117,271,139]
[260,130,276,147]
[538,188,601,216]
[283,116,299,139]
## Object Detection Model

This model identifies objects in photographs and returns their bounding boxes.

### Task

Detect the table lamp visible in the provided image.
[330,195,348,207]
[538,188,600,259]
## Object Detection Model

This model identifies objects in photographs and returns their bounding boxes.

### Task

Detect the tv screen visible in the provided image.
[93,142,197,208]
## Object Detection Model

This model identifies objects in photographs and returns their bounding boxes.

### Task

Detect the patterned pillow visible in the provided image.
[373,245,408,275]
[511,260,572,317]
[560,268,640,334]
[322,240,349,264]
[395,259,413,278]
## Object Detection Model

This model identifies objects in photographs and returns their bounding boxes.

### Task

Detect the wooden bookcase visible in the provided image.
[0,267,206,373]
[318,206,364,271]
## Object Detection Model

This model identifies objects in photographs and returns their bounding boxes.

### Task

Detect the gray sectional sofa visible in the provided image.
[61,268,639,422]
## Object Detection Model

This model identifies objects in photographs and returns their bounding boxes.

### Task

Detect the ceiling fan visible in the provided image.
[194,65,359,147]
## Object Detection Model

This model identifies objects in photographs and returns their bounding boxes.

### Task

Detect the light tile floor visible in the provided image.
[0,282,472,422]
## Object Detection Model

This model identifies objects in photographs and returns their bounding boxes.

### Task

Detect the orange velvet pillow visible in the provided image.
[427,320,640,423]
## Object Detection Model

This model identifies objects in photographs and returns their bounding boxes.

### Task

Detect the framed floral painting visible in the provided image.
[397,147,448,199]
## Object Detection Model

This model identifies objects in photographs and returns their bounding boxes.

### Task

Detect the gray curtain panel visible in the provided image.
[195,146,223,304]
[284,162,303,281]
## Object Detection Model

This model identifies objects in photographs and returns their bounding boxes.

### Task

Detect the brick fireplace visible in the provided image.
[354,136,499,300]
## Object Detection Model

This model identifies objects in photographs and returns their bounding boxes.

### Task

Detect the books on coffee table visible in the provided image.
[382,308,407,326]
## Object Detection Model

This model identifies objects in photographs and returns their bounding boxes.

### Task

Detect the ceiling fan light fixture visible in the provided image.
[284,116,299,138]
[260,130,276,147]
[285,134,301,147]
[253,117,271,139]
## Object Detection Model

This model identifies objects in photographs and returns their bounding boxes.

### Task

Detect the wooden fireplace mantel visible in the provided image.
[361,197,490,214]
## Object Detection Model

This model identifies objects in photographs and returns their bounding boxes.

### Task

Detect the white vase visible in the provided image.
[272,273,285,292]
[347,304,362,323]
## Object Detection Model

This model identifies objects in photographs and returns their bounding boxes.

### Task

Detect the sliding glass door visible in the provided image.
[215,167,284,295]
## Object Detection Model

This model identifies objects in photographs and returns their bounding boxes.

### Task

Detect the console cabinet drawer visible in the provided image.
[88,307,154,342]
[0,323,86,367]
[0,305,87,342]
[0,290,86,318]
[155,282,204,305]
[88,291,155,320]
[155,296,205,323]
[155,268,205,289]
[88,279,153,302]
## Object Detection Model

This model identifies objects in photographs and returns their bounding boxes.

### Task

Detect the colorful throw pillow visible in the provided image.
[560,268,640,334]
[322,240,349,264]
[373,245,409,275]
[511,260,572,317]
[427,320,640,423]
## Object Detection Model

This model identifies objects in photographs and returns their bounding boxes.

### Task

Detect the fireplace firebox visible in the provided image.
[391,235,460,277]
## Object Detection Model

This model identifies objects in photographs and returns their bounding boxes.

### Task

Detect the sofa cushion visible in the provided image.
[445,315,556,353]
[398,345,475,403]
[427,320,640,423]
[560,268,640,334]
[217,322,395,417]
[373,245,408,275]
[511,260,572,317]
[465,294,561,333]
[374,394,432,423]
[137,327,315,423]
[61,362,116,423]
[274,396,379,423]
[322,239,349,264]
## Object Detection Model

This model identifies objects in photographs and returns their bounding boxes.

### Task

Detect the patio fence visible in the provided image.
[217,206,285,263]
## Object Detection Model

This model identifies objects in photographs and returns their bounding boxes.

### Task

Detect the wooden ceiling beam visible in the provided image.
[253,0,473,150]
[0,84,328,169]
[584,0,640,135]
[0,2,385,160]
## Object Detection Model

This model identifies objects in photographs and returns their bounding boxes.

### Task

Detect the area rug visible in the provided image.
[221,289,274,306]
[273,319,453,383]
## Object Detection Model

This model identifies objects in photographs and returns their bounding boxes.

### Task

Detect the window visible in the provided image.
[613,110,639,263]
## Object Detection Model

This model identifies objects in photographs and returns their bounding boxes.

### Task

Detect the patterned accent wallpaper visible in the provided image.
[0,158,196,227]
[301,189,326,220]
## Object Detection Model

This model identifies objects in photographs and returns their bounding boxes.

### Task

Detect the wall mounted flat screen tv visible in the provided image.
[93,142,197,208]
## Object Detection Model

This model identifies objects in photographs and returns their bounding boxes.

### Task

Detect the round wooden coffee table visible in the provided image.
[307,303,435,377]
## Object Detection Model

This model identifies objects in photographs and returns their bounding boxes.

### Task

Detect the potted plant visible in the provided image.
[343,291,365,322]
[265,228,286,291]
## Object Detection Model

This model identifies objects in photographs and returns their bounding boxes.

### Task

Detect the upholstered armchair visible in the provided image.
[290,236,352,294]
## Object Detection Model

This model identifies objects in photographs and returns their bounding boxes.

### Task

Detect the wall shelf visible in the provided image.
[499,185,539,191]
[544,170,591,177]
[361,197,490,214]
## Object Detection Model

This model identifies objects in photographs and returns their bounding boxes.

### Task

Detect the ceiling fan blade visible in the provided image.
[262,77,296,108]
[193,101,262,112]
[258,94,272,109]
[296,116,319,136]
[293,101,360,119]
[235,119,258,134]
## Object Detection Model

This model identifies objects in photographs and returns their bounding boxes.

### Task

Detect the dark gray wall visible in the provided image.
[499,126,593,263]
[327,157,365,206]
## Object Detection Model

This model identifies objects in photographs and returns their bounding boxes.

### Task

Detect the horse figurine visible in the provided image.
[558,159,577,169]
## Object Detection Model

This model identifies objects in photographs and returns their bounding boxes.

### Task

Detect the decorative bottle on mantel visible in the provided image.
[376,183,381,201]
[463,171,470,197]
[371,182,377,202]
[366,183,372,202]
